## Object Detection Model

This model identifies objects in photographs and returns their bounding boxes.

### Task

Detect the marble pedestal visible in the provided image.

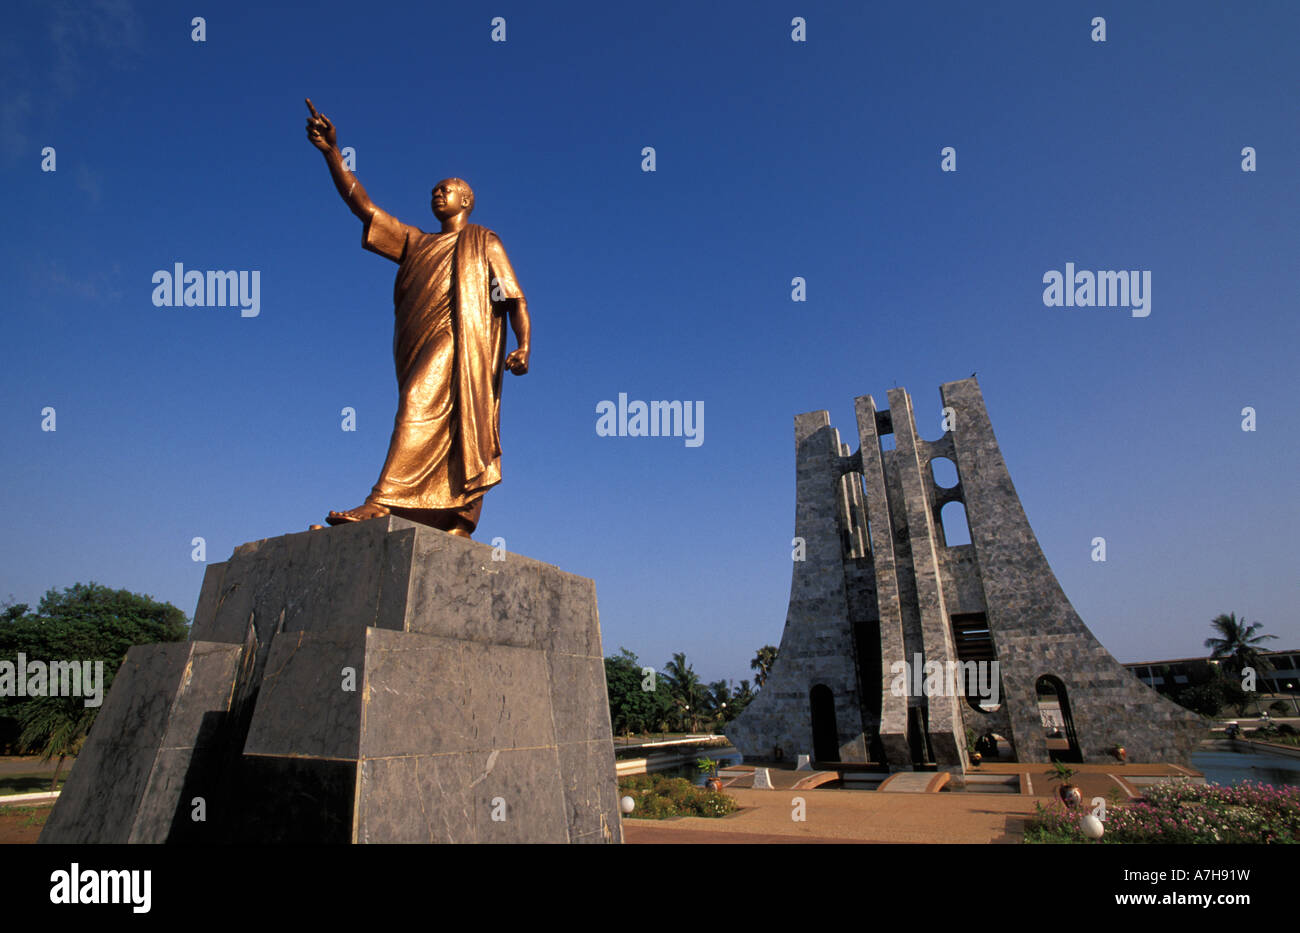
[40,517,621,844]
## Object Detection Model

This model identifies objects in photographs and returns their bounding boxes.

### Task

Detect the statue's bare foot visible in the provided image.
[325,502,391,525]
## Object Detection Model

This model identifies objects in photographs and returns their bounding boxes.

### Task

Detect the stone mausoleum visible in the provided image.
[727,377,1204,772]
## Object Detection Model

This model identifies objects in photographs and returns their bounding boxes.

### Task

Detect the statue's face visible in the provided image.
[431,180,471,220]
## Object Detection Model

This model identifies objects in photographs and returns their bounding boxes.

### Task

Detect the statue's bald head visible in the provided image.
[433,177,474,216]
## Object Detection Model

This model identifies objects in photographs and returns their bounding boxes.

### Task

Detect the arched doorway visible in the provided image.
[809,685,840,762]
[1036,675,1082,763]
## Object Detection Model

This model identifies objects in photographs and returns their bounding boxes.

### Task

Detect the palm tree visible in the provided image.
[17,698,96,791]
[750,645,778,689]
[1204,612,1277,678]
[662,653,705,733]
[731,679,755,716]
[706,680,733,729]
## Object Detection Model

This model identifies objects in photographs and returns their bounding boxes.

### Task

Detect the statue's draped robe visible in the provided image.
[361,210,524,513]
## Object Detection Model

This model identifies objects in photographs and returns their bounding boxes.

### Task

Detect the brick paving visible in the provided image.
[625,760,1201,844]
[624,787,1035,843]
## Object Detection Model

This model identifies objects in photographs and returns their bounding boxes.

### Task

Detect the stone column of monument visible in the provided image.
[723,412,872,764]
[884,387,969,769]
[852,395,912,767]
[940,378,1204,763]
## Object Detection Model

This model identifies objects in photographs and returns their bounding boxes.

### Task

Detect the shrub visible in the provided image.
[617,772,737,820]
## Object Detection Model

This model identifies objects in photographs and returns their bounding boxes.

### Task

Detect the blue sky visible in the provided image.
[2,0,1296,686]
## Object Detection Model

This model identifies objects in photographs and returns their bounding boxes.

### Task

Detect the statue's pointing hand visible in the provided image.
[305,98,337,152]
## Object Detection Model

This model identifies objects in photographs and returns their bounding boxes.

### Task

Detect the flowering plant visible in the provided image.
[1025,779,1299,844]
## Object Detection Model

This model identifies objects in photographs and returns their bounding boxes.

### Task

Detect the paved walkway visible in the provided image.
[0,792,59,805]
[625,760,1203,844]
[878,772,947,792]
[623,787,1035,843]
[0,756,72,775]
[720,760,1196,794]
[975,761,1201,800]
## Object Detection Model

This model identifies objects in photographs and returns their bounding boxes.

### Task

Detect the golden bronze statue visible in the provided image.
[306,99,531,538]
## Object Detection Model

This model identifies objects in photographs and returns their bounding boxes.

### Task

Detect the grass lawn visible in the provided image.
[0,773,68,796]
[1252,731,1300,747]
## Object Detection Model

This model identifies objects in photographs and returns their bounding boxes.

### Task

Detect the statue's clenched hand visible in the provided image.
[505,348,530,375]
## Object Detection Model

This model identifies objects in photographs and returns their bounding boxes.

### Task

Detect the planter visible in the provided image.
[1058,783,1082,808]
[705,777,723,792]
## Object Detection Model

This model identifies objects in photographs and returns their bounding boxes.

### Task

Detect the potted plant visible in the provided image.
[1048,761,1081,807]
[1110,742,1127,763]
[975,731,999,759]
[965,727,981,767]
[696,758,723,792]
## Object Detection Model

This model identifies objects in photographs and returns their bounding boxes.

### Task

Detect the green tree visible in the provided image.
[604,648,673,736]
[704,679,756,730]
[705,679,732,731]
[750,645,778,689]
[663,652,705,733]
[1168,664,1246,718]
[0,583,189,783]
[1204,613,1277,678]
[16,701,98,790]
[730,679,755,717]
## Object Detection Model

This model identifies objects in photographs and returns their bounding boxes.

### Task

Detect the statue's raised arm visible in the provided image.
[305,98,375,221]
